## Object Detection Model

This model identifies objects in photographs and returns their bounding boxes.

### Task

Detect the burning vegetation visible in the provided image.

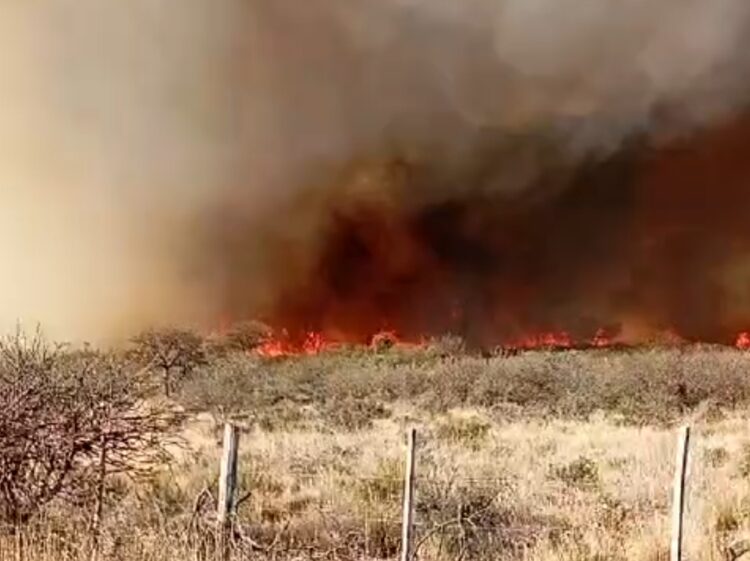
[174,0,750,355]
[207,115,750,354]
[10,3,750,561]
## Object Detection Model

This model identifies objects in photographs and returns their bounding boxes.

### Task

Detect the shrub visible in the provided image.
[178,346,750,427]
[738,443,750,478]
[705,446,730,468]
[0,329,182,525]
[552,456,601,490]
[417,477,557,558]
[435,414,491,449]
[320,396,391,430]
[371,331,398,352]
[355,458,404,505]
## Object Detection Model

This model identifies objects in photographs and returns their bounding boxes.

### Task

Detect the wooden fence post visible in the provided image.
[401,428,417,561]
[671,425,691,561]
[217,423,240,558]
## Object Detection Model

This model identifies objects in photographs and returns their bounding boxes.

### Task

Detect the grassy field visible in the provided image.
[4,338,750,560]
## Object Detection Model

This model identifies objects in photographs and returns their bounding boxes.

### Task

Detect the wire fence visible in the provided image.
[202,423,691,561]
[0,424,693,561]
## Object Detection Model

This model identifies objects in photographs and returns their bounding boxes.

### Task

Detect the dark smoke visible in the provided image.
[205,117,750,346]
[200,1,750,346]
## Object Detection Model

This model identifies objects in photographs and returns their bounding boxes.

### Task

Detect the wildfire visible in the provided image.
[508,331,573,350]
[252,326,750,358]
[736,332,750,350]
[257,331,338,358]
[590,328,614,348]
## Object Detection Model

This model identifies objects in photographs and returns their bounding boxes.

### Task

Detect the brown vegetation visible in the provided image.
[3,329,750,560]
[0,329,182,555]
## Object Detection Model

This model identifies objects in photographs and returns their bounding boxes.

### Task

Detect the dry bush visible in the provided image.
[130,327,207,396]
[416,480,559,560]
[370,331,398,352]
[551,456,601,491]
[435,414,492,450]
[0,329,182,528]
[180,353,393,430]
[9,338,750,560]
[6,409,750,561]
[178,345,750,427]
[178,354,310,427]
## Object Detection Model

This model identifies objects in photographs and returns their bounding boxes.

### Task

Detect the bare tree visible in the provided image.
[130,327,207,396]
[0,328,183,529]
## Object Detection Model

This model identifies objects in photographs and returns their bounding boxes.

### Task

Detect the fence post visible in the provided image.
[671,425,691,561]
[401,428,417,561]
[217,423,240,558]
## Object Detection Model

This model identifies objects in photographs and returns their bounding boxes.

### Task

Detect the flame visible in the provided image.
[256,330,339,358]
[256,339,287,358]
[251,323,750,357]
[254,328,422,357]
[508,331,573,350]
[736,332,750,350]
[591,328,614,348]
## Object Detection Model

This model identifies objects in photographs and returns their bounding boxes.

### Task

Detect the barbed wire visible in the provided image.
[248,472,515,484]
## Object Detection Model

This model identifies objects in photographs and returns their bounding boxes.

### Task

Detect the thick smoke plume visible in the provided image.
[2,1,750,342]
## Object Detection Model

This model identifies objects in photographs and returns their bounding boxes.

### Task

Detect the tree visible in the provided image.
[130,327,207,396]
[215,320,272,354]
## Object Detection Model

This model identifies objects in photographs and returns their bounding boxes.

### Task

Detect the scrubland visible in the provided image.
[4,331,750,560]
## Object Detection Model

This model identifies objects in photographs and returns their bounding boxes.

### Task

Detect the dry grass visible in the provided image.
[4,342,750,560]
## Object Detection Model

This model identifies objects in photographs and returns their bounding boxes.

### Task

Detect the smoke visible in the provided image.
[0,0,252,339]
[2,0,750,341]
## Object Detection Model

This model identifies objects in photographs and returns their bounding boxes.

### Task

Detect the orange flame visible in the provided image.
[736,332,750,350]
[508,331,573,350]
[590,328,614,348]
[251,324,750,357]
[256,331,338,357]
